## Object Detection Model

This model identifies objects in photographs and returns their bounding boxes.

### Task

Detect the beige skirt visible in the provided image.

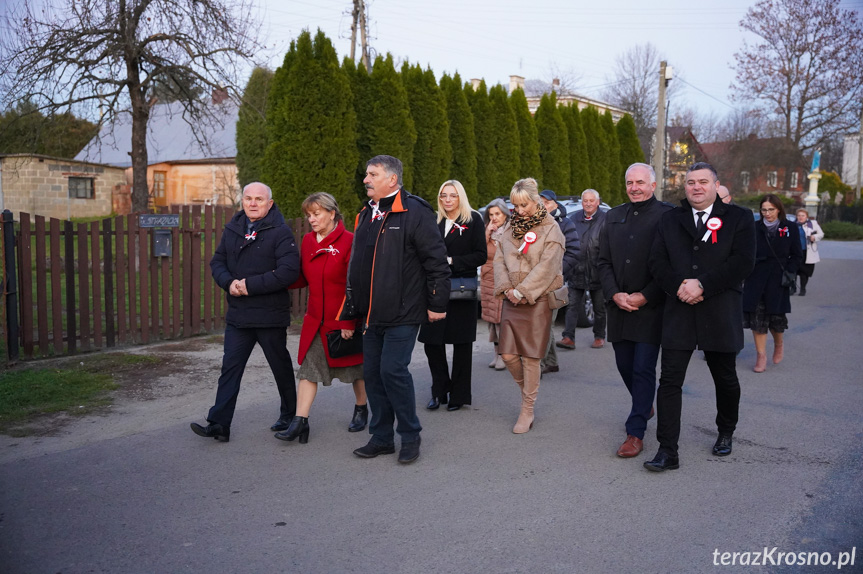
[498,296,551,359]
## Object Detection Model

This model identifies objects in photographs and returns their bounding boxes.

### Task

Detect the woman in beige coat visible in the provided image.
[481,198,510,370]
[494,178,565,433]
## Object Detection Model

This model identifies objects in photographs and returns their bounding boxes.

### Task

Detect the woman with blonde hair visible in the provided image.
[480,198,511,369]
[494,178,566,433]
[419,180,486,411]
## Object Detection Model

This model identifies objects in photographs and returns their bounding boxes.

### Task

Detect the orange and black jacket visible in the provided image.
[340,188,450,329]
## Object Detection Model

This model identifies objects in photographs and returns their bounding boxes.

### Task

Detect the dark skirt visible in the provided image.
[743,300,788,334]
[498,296,551,359]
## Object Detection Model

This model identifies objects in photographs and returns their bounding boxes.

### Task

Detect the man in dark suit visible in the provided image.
[597,164,673,459]
[644,162,756,471]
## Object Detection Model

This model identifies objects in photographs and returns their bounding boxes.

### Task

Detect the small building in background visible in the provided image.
[701,135,808,199]
[0,153,127,220]
[507,75,629,122]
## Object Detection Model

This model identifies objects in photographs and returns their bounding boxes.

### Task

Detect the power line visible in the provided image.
[677,78,738,111]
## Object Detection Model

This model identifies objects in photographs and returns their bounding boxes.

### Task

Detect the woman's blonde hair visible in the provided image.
[301,192,343,223]
[510,177,541,207]
[437,180,473,224]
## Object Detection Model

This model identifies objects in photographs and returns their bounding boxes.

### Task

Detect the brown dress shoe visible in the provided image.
[556,337,575,350]
[616,435,643,458]
[591,338,605,348]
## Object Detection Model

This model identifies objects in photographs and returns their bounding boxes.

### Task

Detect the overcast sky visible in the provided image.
[254,0,863,123]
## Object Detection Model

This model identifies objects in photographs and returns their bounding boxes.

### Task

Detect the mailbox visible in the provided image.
[139,214,180,258]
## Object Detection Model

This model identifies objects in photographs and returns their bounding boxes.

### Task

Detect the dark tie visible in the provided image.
[696,211,707,237]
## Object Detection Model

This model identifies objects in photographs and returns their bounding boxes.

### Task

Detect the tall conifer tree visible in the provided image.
[440,73,478,205]
[262,30,358,217]
[401,63,452,202]
[580,106,610,198]
[616,113,645,185]
[510,87,541,180]
[488,84,520,205]
[236,66,273,188]
[535,92,570,194]
[602,110,623,205]
[468,80,497,206]
[563,104,591,195]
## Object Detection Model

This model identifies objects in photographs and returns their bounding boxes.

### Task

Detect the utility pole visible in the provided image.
[856,104,862,202]
[349,0,371,70]
[652,61,672,200]
[350,0,359,62]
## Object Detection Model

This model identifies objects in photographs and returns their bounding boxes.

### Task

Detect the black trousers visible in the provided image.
[207,324,297,427]
[656,349,740,456]
[424,342,473,405]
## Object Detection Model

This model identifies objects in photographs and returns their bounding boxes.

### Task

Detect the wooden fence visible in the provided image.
[1,207,310,363]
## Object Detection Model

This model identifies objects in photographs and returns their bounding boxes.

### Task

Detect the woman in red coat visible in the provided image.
[274,193,366,444]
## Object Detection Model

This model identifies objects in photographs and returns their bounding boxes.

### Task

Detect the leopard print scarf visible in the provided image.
[510,204,548,241]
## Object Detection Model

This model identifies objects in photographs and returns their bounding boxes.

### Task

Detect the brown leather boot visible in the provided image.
[514,357,540,434]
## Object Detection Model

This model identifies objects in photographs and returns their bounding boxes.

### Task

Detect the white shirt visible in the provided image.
[369,188,400,219]
[692,203,714,227]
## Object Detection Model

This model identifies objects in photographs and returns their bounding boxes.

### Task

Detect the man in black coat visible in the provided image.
[539,189,580,375]
[597,163,673,459]
[644,162,756,471]
[341,155,450,464]
[561,188,607,350]
[191,182,301,443]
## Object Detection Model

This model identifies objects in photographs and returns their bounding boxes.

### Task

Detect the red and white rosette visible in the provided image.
[703,217,722,243]
[518,231,537,253]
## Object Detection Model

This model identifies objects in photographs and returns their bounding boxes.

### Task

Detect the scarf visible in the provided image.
[510,204,548,241]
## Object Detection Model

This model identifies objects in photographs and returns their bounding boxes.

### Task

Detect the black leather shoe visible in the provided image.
[190,422,230,442]
[712,433,733,456]
[353,441,396,458]
[426,396,441,410]
[348,404,368,432]
[446,403,462,411]
[270,417,292,432]
[274,416,310,444]
[643,451,680,472]
[398,437,421,464]
[541,365,559,375]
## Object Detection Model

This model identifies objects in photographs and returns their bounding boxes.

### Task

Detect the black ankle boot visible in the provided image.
[274,416,309,444]
[348,404,368,432]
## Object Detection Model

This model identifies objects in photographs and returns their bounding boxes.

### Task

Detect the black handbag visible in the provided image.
[450,276,478,300]
[326,329,363,358]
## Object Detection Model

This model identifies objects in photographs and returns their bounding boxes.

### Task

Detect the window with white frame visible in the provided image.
[767,171,778,187]
[740,171,750,188]
[790,171,799,188]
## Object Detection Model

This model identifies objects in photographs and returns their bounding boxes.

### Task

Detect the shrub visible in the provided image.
[821,220,863,240]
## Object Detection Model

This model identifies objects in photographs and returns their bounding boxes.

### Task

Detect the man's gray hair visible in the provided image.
[367,155,404,187]
[243,182,273,200]
[581,188,601,201]
[625,163,656,185]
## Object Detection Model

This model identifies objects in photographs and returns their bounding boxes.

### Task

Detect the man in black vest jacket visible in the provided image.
[340,155,450,464]
[597,163,673,459]
[644,162,756,471]
[191,182,301,443]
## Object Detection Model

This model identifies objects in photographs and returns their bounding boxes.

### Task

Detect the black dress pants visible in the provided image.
[656,349,740,455]
[424,342,473,405]
[208,324,297,427]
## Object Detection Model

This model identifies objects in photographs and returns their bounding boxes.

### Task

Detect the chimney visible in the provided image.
[552,78,560,89]
[509,75,525,93]
[470,78,482,90]
[211,87,229,104]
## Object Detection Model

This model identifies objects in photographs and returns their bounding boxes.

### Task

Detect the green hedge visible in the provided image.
[821,221,863,240]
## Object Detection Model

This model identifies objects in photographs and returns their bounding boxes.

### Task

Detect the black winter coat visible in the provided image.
[341,189,451,328]
[569,209,606,289]
[649,198,756,352]
[597,196,673,344]
[551,204,580,282]
[211,205,301,328]
[418,210,487,345]
[742,219,804,315]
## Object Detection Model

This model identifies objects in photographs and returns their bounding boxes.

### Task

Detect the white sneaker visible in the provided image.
[494,355,506,370]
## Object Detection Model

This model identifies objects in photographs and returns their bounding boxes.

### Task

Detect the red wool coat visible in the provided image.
[291,221,362,367]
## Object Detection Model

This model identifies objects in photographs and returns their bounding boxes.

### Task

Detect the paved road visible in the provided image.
[1,257,862,573]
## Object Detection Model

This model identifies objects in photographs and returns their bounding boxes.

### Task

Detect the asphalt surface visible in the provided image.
[1,242,862,573]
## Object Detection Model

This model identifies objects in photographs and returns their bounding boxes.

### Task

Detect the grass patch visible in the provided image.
[0,352,160,430]
[822,221,863,240]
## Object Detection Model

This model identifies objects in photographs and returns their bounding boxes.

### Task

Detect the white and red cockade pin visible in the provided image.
[244,230,257,241]
[316,245,340,256]
[518,231,537,253]
[451,222,467,236]
[779,226,789,237]
[702,217,722,243]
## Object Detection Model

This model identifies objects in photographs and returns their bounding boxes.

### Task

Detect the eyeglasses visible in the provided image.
[760,207,778,213]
